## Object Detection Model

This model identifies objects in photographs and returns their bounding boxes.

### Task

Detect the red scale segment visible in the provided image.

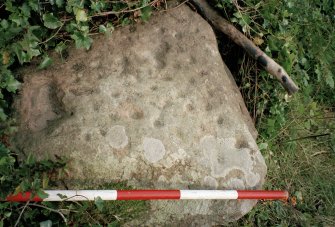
[6,192,43,202]
[117,190,181,200]
[237,190,289,200]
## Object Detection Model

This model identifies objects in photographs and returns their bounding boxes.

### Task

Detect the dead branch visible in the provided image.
[189,0,299,95]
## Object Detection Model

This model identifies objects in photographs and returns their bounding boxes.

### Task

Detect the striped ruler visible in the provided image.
[5,190,288,202]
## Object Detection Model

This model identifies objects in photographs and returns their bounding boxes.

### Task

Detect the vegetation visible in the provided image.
[1,0,334,226]
[1,0,154,225]
[215,0,335,225]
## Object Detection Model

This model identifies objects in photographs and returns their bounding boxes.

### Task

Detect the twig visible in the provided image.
[39,23,64,44]
[189,0,299,94]
[286,133,330,143]
[28,203,67,224]
[15,201,30,227]
[311,151,329,157]
[90,0,160,18]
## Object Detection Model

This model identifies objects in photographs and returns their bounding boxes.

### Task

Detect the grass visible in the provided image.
[238,100,335,226]
[215,0,335,225]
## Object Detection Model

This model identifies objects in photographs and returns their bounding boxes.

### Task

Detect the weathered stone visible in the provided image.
[13,5,267,225]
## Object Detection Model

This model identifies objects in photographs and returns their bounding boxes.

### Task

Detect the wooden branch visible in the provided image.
[189,0,299,95]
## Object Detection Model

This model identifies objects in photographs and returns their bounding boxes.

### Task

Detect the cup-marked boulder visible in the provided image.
[13,5,267,225]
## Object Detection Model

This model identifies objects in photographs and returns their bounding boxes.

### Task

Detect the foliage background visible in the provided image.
[215,0,335,225]
[0,0,334,226]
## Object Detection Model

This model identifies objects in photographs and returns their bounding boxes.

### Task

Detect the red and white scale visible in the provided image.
[6,190,288,202]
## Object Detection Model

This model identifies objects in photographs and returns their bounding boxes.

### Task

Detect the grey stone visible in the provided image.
[13,5,267,226]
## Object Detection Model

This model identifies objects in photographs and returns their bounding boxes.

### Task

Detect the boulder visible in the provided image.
[13,5,267,225]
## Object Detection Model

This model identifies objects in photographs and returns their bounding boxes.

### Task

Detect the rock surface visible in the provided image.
[13,5,267,225]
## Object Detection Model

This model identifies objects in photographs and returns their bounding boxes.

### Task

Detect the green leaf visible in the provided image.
[39,220,52,227]
[43,13,62,29]
[91,1,106,12]
[20,3,31,17]
[78,25,89,33]
[1,19,9,29]
[141,6,152,22]
[57,193,68,199]
[0,108,7,121]
[4,211,11,218]
[100,23,114,35]
[75,9,88,22]
[70,32,92,50]
[325,71,334,88]
[56,0,64,8]
[37,189,49,199]
[140,0,150,6]
[28,0,39,12]
[108,221,120,227]
[258,143,268,151]
[55,41,67,54]
[10,14,28,27]
[6,75,21,93]
[94,196,104,212]
[121,17,130,26]
[99,25,107,33]
[5,1,18,13]
[38,55,53,69]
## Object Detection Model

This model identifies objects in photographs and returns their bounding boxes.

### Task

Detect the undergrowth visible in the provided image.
[0,0,334,226]
[216,0,335,225]
[0,0,155,225]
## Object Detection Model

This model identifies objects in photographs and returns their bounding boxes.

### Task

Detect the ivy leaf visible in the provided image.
[39,220,52,227]
[43,13,62,29]
[91,1,106,12]
[0,108,8,121]
[1,19,9,29]
[258,143,268,151]
[141,6,152,22]
[38,55,53,69]
[99,25,107,33]
[99,23,114,35]
[70,31,92,50]
[325,71,334,88]
[10,14,27,27]
[56,0,64,8]
[75,9,88,22]
[6,75,21,93]
[1,67,20,93]
[57,193,68,199]
[4,1,17,13]
[20,3,31,17]
[28,0,39,12]
[140,0,150,6]
[12,44,28,64]
[36,189,49,199]
[55,41,67,54]
[121,17,130,26]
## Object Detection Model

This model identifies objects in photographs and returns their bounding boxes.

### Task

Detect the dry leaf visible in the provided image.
[2,51,10,65]
[290,196,297,206]
[253,36,264,46]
